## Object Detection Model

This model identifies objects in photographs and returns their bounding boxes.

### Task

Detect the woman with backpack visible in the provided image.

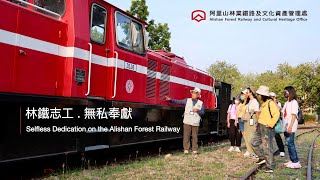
[282,86,301,169]
[251,85,280,173]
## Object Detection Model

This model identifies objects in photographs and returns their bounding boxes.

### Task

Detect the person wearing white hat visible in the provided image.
[251,85,280,173]
[165,87,205,154]
[270,92,285,158]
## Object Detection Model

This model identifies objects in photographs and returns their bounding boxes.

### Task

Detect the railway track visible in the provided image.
[307,130,320,180]
[240,126,320,180]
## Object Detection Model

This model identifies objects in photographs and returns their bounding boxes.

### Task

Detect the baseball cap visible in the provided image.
[269,92,276,97]
[190,87,201,94]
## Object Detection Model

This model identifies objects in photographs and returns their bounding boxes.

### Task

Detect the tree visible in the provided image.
[126,0,149,22]
[146,20,171,51]
[292,62,319,112]
[127,0,171,51]
[206,60,320,110]
[207,61,241,96]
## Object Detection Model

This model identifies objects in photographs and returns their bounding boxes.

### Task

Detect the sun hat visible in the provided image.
[256,85,270,97]
[190,87,201,94]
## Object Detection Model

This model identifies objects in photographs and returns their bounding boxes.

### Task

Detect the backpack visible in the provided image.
[268,101,284,133]
[297,108,304,124]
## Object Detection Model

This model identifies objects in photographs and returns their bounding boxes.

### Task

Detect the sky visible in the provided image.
[107,0,320,74]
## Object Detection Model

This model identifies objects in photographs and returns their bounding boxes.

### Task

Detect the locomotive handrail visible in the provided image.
[85,43,92,96]
[214,87,218,108]
[112,51,119,99]
[195,68,209,75]
[148,49,172,60]
[173,60,187,65]
[15,0,61,20]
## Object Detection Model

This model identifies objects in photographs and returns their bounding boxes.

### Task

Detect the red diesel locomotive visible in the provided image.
[0,0,230,163]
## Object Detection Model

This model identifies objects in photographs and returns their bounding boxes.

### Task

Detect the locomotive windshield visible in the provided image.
[116,12,146,54]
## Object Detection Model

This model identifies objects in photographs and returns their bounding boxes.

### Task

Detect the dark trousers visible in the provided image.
[229,119,242,147]
[183,124,199,151]
[275,133,285,153]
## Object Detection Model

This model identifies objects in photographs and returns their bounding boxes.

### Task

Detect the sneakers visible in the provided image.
[263,167,274,173]
[256,159,266,165]
[287,161,302,169]
[184,150,189,154]
[192,151,198,154]
[280,152,285,157]
[234,147,241,152]
[284,161,292,166]
[244,151,257,159]
[228,146,234,152]
[243,151,251,157]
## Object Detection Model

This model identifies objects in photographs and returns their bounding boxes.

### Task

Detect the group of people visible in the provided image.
[164,85,301,173]
[227,85,301,173]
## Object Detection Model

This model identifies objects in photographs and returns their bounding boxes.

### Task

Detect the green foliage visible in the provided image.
[146,20,171,51]
[207,60,320,112]
[206,61,241,96]
[304,114,316,122]
[127,0,171,51]
[126,0,149,22]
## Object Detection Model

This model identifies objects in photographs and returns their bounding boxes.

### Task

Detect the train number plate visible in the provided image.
[124,62,137,72]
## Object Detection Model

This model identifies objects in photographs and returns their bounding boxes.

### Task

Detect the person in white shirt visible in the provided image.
[242,87,259,158]
[269,92,285,157]
[282,86,301,169]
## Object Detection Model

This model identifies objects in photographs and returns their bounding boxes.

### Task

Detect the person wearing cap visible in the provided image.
[251,85,280,173]
[241,87,259,159]
[270,92,285,157]
[227,96,242,152]
[165,87,205,154]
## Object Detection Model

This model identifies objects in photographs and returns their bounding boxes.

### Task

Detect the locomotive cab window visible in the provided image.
[90,4,107,44]
[34,0,66,17]
[115,12,145,54]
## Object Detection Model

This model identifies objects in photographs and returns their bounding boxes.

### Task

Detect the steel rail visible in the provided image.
[307,132,320,180]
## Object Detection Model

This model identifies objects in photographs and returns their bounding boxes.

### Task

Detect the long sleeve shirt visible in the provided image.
[169,98,205,116]
[258,100,280,128]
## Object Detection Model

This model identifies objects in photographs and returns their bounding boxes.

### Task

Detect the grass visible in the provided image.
[304,114,317,122]
[312,137,320,179]
[45,127,320,179]
[255,129,320,180]
[45,140,258,180]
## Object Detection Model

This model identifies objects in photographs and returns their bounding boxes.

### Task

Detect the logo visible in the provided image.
[125,80,134,94]
[192,10,206,22]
